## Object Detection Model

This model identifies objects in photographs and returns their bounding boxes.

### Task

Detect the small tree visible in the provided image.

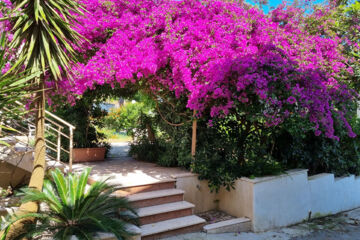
[3,0,84,237]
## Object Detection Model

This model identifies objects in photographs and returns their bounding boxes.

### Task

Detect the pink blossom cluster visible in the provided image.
[53,0,360,138]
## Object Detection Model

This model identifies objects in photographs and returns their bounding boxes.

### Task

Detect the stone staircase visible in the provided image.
[117,179,206,240]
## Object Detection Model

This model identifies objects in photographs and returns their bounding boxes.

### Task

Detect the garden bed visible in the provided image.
[197,210,235,224]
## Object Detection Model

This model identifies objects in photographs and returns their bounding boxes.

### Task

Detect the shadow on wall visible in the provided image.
[0,162,30,189]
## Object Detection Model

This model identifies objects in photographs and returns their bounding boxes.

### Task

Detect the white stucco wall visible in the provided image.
[251,170,310,231]
[233,170,360,232]
[175,173,218,213]
[175,169,360,232]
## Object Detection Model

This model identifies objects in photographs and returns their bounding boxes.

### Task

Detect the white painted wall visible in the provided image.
[224,170,360,232]
[175,169,360,232]
[175,173,218,213]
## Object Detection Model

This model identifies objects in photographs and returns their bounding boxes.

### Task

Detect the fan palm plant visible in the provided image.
[1,168,138,240]
[8,0,84,214]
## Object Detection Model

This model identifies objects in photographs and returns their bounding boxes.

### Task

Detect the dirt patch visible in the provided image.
[197,210,235,224]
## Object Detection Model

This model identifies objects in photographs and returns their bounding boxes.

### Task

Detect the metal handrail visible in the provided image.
[45,110,76,129]
[11,101,76,172]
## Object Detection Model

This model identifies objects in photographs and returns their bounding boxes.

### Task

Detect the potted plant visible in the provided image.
[48,90,110,163]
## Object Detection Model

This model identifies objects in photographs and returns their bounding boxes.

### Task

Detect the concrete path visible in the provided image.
[107,142,130,158]
[164,208,360,240]
[72,142,189,187]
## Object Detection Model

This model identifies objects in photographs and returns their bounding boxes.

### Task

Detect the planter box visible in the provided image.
[73,147,106,163]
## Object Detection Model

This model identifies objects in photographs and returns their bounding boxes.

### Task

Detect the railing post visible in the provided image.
[69,127,74,173]
[57,126,61,162]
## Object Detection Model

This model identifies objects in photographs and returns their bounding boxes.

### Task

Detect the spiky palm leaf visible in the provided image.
[10,0,84,81]
[0,31,39,146]
[1,168,139,240]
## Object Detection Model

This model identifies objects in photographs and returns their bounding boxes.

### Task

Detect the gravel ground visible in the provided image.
[163,208,360,240]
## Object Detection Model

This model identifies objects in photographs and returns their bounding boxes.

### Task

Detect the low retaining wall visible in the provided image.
[174,169,360,232]
[175,173,218,213]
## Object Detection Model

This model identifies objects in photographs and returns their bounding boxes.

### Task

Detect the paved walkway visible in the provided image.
[72,142,189,187]
[164,208,360,240]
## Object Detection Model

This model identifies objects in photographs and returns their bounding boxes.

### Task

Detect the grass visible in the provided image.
[98,128,132,143]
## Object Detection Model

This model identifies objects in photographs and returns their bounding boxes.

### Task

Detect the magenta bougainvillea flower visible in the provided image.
[2,0,358,139]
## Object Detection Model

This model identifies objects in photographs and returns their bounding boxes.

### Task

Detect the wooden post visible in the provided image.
[57,126,61,162]
[191,110,197,158]
[69,127,74,173]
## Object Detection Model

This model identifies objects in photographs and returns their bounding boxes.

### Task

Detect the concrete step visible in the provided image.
[138,201,194,225]
[114,179,176,196]
[128,189,184,208]
[203,217,252,233]
[141,215,206,240]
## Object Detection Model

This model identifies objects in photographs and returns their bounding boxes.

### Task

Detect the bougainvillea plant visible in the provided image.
[4,0,357,140]
[67,0,358,140]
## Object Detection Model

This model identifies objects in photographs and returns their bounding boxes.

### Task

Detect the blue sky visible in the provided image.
[245,0,326,13]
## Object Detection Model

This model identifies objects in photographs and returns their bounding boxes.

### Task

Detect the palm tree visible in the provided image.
[1,0,84,237]
[8,0,83,213]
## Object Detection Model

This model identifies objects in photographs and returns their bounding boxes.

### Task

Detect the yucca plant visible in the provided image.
[1,168,138,240]
[8,0,84,206]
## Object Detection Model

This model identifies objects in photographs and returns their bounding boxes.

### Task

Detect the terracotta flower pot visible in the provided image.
[73,147,106,163]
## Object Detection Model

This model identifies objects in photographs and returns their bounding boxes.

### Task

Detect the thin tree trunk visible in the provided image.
[146,123,156,142]
[20,81,46,212]
[2,82,46,239]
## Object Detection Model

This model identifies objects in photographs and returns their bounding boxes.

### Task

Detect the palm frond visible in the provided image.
[10,0,85,81]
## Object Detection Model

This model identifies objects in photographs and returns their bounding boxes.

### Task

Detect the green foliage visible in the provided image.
[0,168,138,240]
[305,0,360,90]
[48,85,137,160]
[128,95,284,190]
[105,100,154,137]
[128,92,360,191]
[274,115,360,177]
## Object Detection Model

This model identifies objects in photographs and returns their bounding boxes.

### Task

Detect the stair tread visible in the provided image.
[128,189,184,202]
[118,178,176,189]
[141,215,206,236]
[138,201,194,217]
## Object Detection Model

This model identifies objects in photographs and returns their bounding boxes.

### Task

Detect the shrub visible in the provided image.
[274,115,360,177]
[0,168,138,240]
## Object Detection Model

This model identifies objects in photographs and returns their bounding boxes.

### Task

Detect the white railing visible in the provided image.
[44,109,76,172]
[1,102,75,172]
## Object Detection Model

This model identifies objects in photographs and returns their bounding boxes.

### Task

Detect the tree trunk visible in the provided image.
[146,123,156,142]
[20,82,46,212]
[2,83,46,239]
